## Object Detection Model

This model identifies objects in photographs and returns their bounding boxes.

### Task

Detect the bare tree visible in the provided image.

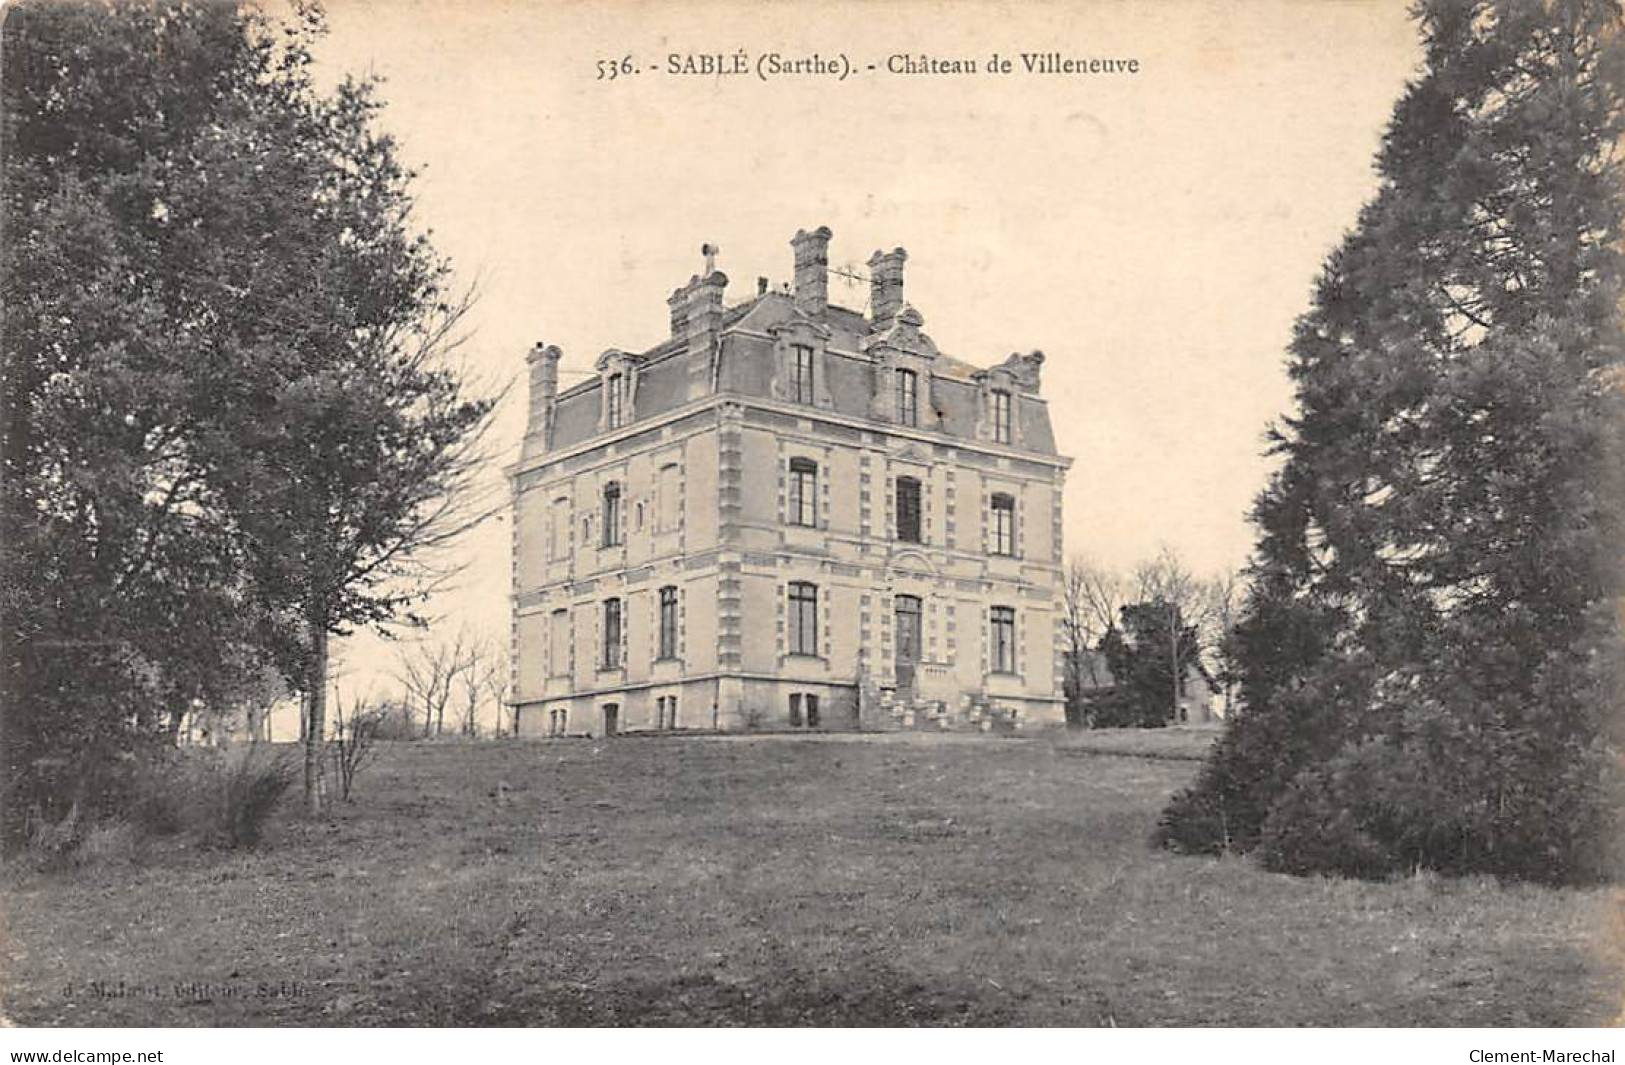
[482,641,512,737]
[395,629,473,739]
[459,634,510,738]
[1060,556,1127,723]
[455,633,504,738]
[329,684,384,802]
[1197,568,1246,714]
[1131,545,1216,723]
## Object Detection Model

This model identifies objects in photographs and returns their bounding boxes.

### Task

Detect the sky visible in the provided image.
[298,0,1423,713]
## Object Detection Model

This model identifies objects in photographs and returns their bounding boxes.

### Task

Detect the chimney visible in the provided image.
[868,247,908,328]
[682,269,728,398]
[790,226,832,316]
[667,286,688,339]
[523,341,562,455]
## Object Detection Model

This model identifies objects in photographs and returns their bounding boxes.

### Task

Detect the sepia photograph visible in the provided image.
[2,0,1623,1046]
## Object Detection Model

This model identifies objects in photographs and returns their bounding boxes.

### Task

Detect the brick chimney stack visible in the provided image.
[790,226,832,316]
[679,268,728,398]
[523,341,562,457]
[868,247,908,328]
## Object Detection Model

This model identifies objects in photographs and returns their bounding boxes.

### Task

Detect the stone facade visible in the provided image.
[507,227,1072,736]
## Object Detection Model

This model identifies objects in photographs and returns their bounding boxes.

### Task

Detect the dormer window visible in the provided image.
[992,389,1013,444]
[896,368,918,427]
[791,345,815,405]
[606,373,626,428]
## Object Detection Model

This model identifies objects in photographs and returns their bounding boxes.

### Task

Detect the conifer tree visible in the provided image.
[1159,0,1625,883]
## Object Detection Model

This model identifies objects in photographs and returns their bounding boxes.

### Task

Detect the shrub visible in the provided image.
[215,745,297,848]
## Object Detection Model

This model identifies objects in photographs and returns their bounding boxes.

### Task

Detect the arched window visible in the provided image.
[896,476,922,543]
[601,482,622,546]
[990,492,1015,556]
[788,458,817,527]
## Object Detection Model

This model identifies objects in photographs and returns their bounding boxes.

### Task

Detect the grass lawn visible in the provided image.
[3,732,1620,1026]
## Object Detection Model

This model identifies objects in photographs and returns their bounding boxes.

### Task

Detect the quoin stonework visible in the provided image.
[508,227,1071,737]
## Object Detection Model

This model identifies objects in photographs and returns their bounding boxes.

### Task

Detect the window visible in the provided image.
[991,606,1016,673]
[896,368,918,427]
[791,344,815,404]
[992,389,1013,444]
[895,476,921,543]
[990,493,1015,556]
[788,582,818,656]
[549,707,568,737]
[549,497,570,559]
[635,501,645,531]
[606,373,625,428]
[790,693,819,728]
[658,585,679,659]
[788,458,817,527]
[601,598,622,669]
[549,608,569,678]
[656,695,679,730]
[601,482,622,546]
[657,463,680,531]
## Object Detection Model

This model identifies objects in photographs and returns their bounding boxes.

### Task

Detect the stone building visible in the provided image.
[507,227,1071,736]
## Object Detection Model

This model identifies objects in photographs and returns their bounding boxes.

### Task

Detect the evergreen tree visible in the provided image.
[1159,0,1625,883]
[1095,604,1203,728]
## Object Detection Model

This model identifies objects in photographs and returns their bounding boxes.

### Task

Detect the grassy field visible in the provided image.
[3,731,1620,1026]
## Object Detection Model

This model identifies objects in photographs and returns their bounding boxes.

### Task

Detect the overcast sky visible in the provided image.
[304,0,1422,707]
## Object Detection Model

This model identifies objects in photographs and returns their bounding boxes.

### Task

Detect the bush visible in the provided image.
[214,745,297,848]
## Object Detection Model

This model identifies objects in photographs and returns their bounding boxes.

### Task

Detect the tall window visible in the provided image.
[658,585,679,659]
[657,463,679,531]
[549,609,569,678]
[990,606,1016,673]
[896,368,918,427]
[990,493,1015,556]
[549,498,569,560]
[788,458,817,527]
[895,476,922,543]
[601,598,622,669]
[606,373,625,428]
[601,482,622,546]
[791,344,815,404]
[992,389,1013,444]
[788,582,818,656]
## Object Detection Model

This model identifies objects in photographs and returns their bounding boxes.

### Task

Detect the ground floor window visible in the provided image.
[656,695,679,730]
[548,707,569,737]
[789,692,820,728]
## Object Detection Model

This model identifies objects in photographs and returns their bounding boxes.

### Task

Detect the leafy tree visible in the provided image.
[1160,0,1625,883]
[1,0,493,835]
[1,0,307,841]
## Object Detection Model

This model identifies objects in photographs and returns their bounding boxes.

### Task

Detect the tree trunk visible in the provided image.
[304,622,328,816]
